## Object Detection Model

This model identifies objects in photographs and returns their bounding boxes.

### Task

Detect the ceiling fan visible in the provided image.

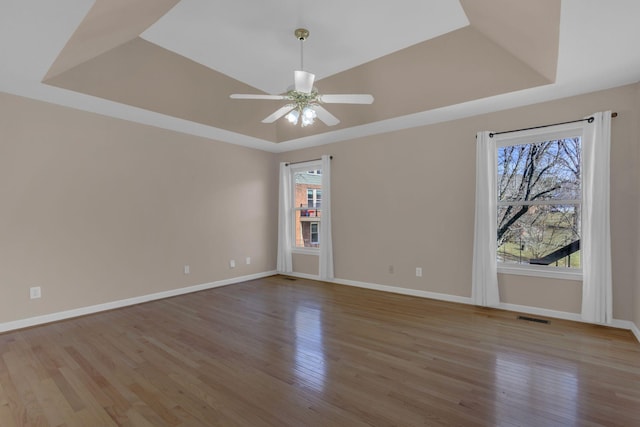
[230,28,374,127]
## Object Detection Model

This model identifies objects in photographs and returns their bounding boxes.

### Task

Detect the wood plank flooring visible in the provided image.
[1,275,639,426]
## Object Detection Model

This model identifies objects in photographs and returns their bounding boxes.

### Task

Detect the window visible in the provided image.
[497,132,582,275]
[292,163,322,250]
[310,222,319,245]
[307,189,322,208]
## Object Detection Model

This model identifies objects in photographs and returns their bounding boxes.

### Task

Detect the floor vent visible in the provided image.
[284,277,297,281]
[518,315,550,324]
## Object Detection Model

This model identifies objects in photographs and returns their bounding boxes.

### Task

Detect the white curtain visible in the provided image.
[319,155,334,280]
[581,111,612,324]
[276,162,293,273]
[472,131,500,306]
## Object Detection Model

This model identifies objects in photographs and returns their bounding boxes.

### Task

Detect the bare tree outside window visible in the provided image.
[497,137,581,268]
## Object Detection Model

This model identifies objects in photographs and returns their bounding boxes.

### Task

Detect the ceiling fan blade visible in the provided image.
[230,94,287,100]
[318,94,374,104]
[294,70,315,94]
[229,93,287,101]
[262,105,295,123]
[313,105,340,126]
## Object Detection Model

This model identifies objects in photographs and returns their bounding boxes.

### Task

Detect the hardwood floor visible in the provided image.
[1,275,639,426]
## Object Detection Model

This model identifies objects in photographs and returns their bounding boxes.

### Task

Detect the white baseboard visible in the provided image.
[281,272,319,281]
[332,277,474,305]
[0,271,276,334]
[498,302,582,322]
[283,272,637,336]
[6,270,638,344]
[499,303,638,337]
[630,322,640,343]
[284,272,473,305]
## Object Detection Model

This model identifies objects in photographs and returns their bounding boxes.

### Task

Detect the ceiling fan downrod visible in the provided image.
[294,28,309,71]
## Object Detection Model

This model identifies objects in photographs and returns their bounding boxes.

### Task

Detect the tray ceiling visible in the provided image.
[1,0,640,152]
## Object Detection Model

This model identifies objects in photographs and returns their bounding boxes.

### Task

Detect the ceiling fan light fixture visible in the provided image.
[285,109,299,124]
[301,106,317,126]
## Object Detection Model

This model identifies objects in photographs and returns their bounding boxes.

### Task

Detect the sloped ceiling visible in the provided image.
[2,1,640,152]
[43,0,558,144]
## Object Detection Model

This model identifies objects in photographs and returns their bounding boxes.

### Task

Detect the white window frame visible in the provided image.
[494,125,585,281]
[291,161,322,254]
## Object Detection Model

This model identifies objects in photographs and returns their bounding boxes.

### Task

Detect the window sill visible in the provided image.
[498,264,582,281]
[292,248,320,256]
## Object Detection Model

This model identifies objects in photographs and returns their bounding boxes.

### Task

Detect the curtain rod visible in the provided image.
[489,112,618,138]
[285,156,332,167]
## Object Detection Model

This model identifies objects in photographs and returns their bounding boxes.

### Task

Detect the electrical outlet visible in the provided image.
[184,265,190,275]
[30,286,41,299]
[246,257,251,265]
[230,259,236,268]
[416,267,423,277]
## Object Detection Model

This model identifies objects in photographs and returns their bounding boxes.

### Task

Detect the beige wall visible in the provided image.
[0,92,279,324]
[292,253,319,276]
[281,83,640,321]
[2,83,639,327]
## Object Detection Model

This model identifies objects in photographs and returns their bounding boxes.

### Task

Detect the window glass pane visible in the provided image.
[497,204,580,268]
[498,138,581,202]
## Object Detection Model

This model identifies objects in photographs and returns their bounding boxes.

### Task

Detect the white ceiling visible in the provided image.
[1,0,640,153]
[140,0,469,94]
